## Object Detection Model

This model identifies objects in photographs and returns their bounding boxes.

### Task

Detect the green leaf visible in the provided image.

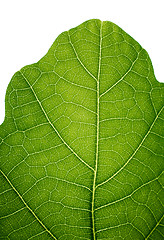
[0,19,163,240]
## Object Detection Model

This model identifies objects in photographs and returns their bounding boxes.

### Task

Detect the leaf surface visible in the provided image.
[0,19,164,240]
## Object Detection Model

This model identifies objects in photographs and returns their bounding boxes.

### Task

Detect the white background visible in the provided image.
[0,0,163,124]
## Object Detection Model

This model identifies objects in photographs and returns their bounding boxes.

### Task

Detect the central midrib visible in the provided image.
[91,21,103,240]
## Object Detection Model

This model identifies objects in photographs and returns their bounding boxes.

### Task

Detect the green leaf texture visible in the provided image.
[0,19,164,240]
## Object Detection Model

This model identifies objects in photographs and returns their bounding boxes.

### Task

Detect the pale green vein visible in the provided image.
[96,106,164,188]
[53,70,97,92]
[53,202,91,212]
[95,172,162,211]
[96,222,129,233]
[91,21,103,240]
[20,71,94,172]
[23,176,92,194]
[28,230,47,240]
[0,207,26,220]
[65,101,97,115]
[96,222,145,238]
[99,49,142,98]
[50,176,92,192]
[145,214,164,239]
[67,31,97,81]
[7,219,37,238]
[0,169,57,240]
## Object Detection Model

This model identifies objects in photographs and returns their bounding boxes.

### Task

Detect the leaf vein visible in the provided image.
[96,106,164,188]
[67,31,97,82]
[95,172,163,211]
[20,71,94,172]
[0,169,57,240]
[145,214,164,239]
[91,21,103,240]
[99,50,142,98]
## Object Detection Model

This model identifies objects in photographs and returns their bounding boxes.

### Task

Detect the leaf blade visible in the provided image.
[0,19,163,239]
